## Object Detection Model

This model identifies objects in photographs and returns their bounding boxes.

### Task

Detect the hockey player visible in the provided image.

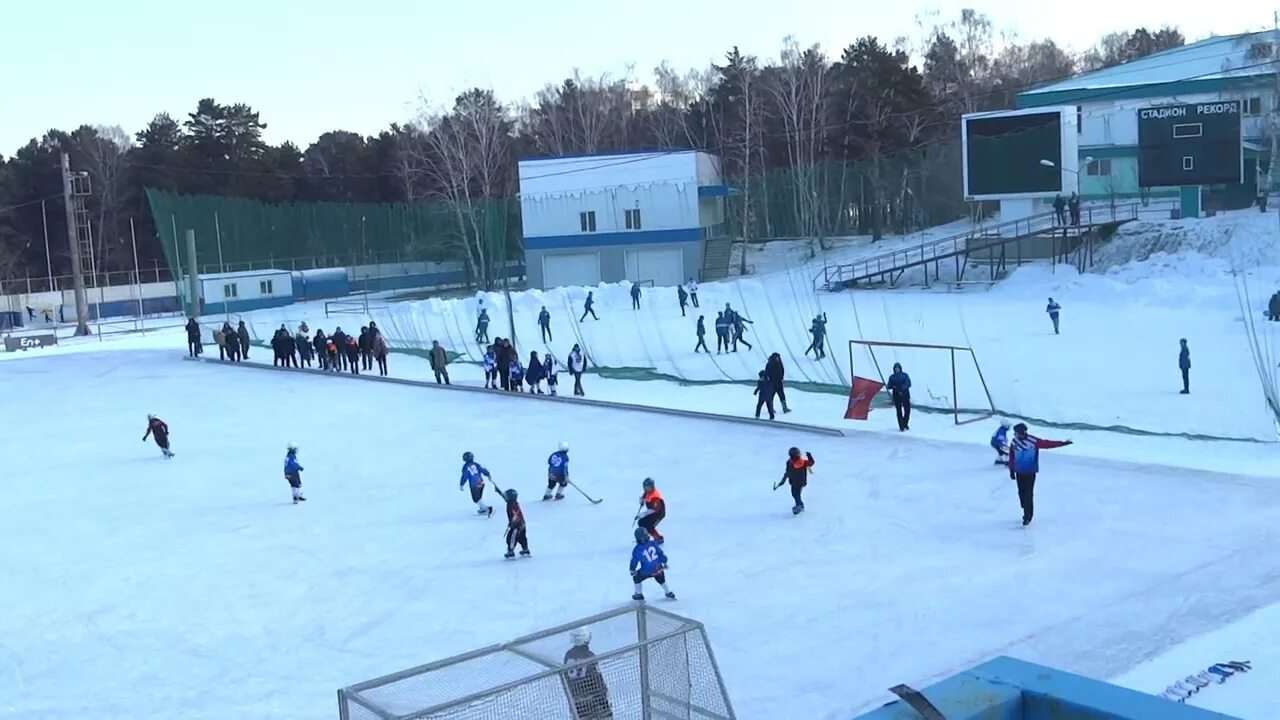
[774,447,814,514]
[544,442,570,500]
[142,414,174,458]
[1008,423,1071,526]
[991,420,1011,465]
[503,489,530,559]
[284,443,306,504]
[563,629,613,720]
[635,478,666,544]
[459,451,494,516]
[483,345,497,389]
[543,352,560,396]
[509,357,525,393]
[630,528,675,601]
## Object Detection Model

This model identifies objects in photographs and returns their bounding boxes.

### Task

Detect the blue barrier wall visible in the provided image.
[856,657,1242,720]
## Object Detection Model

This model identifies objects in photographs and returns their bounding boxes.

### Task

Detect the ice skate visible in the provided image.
[632,593,644,601]
[486,506,494,517]
[664,591,676,600]
[519,550,530,557]
[792,505,802,515]
[542,491,554,501]
[504,551,516,560]
[554,492,564,500]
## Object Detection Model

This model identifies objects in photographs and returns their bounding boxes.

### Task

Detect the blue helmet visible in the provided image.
[634,527,650,544]
[505,488,518,502]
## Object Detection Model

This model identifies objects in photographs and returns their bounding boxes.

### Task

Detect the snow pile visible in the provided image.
[1093,209,1280,280]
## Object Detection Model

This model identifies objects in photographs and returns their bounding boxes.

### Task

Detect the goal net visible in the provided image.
[848,339,996,425]
[337,604,736,720]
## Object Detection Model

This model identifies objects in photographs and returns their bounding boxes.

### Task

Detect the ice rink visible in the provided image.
[5,349,1280,719]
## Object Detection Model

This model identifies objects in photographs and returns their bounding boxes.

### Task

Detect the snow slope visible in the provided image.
[6,350,1280,720]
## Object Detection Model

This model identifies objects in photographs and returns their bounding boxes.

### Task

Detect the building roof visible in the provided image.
[517,148,700,163]
[197,269,292,280]
[1019,30,1277,105]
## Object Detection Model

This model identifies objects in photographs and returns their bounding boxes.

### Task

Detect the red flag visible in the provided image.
[844,376,883,420]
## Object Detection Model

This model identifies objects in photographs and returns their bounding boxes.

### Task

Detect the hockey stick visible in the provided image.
[566,479,603,504]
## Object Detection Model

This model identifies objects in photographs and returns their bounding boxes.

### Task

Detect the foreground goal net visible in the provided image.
[848,339,996,425]
[337,605,736,720]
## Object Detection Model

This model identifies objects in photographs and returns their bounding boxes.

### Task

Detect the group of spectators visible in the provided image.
[480,338,589,396]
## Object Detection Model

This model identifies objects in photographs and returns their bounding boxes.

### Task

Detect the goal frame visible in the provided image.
[848,339,996,426]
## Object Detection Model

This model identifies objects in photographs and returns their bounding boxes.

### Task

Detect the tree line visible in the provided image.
[0,12,1186,284]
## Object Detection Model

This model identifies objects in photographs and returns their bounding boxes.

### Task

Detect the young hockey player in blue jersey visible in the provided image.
[543,441,570,500]
[543,353,560,397]
[991,420,1011,465]
[509,358,525,392]
[630,528,675,601]
[284,443,306,504]
[482,346,498,389]
[459,451,494,516]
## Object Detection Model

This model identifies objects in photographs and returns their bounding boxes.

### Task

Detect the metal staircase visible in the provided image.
[815,204,1141,291]
[700,236,734,281]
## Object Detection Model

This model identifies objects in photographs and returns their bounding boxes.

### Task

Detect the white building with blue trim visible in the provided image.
[517,150,730,289]
[1017,30,1277,207]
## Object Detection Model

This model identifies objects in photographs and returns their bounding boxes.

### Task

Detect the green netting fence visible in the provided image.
[144,188,520,287]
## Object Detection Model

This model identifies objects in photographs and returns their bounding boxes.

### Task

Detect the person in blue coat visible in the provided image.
[1008,423,1072,526]
[543,442,570,500]
[630,528,675,601]
[1046,298,1061,335]
[483,346,497,389]
[990,420,1011,465]
[459,451,493,516]
[886,362,911,431]
[284,443,305,504]
[1179,338,1191,394]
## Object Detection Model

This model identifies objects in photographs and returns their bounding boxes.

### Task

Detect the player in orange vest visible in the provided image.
[635,478,666,544]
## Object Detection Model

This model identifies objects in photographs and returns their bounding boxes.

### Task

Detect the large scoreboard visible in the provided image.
[1137,101,1243,187]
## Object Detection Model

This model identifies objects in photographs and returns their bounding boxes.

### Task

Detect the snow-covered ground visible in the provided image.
[4,207,1280,719]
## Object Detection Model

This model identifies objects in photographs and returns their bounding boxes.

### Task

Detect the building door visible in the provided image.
[624,248,684,287]
[542,252,601,289]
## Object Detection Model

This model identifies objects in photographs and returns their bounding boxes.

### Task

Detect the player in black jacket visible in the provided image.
[142,414,174,458]
[503,489,530,559]
[563,628,612,719]
[773,447,814,514]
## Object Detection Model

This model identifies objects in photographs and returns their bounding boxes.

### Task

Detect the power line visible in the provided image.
[0,193,62,215]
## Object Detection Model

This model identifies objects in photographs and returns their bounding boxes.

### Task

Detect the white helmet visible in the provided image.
[570,628,591,647]
[559,441,569,452]
[1000,419,1011,429]
[287,442,298,453]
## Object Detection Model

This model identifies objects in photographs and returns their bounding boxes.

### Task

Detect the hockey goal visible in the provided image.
[336,604,736,720]
[848,339,996,425]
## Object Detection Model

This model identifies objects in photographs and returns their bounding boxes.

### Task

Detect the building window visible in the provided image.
[224,283,238,298]
[625,208,642,230]
[1183,156,1195,171]
[1076,106,1083,134]
[1086,159,1112,176]
[260,279,274,295]
[579,211,597,232]
[1244,97,1262,115]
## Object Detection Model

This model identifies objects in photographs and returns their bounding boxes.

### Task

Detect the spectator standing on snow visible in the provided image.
[714,312,730,353]
[686,279,699,307]
[271,328,287,367]
[1052,194,1066,225]
[805,313,828,359]
[630,283,642,310]
[568,344,587,396]
[1007,422,1072,526]
[312,330,328,370]
[580,292,598,322]
[373,332,389,376]
[1046,298,1061,335]
[1068,192,1081,226]
[221,321,239,362]
[677,285,688,316]
[886,362,911,431]
[284,327,298,367]
[526,350,546,394]
[1179,338,1191,394]
[185,318,202,357]
[753,370,777,420]
[430,340,450,385]
[510,356,525,392]
[543,352,560,396]
[495,338,513,390]
[330,327,348,370]
[345,336,360,374]
[765,353,790,414]
[214,327,228,360]
[359,326,373,371]
[538,306,552,342]
[236,321,250,359]
[694,316,709,353]
[483,345,498,389]
[296,327,312,368]
[1269,292,1280,321]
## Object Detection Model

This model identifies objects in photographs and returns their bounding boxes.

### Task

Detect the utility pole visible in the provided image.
[60,152,91,335]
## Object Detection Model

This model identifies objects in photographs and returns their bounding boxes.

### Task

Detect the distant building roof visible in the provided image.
[1019,31,1277,106]
[197,269,291,280]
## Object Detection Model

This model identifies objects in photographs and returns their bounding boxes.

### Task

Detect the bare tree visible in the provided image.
[765,37,829,255]
[81,125,132,275]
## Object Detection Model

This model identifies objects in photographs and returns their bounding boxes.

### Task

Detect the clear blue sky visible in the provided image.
[0,0,1266,154]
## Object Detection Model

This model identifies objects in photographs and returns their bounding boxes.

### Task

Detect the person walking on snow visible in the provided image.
[636,478,666,544]
[774,447,815,514]
[753,370,777,420]
[580,292,598,322]
[429,340,450,385]
[142,414,174,458]
[1179,338,1191,394]
[1046,298,1061,335]
[236,321,250,359]
[538,306,552,342]
[677,284,688,317]
[732,311,753,351]
[372,332,389,376]
[686,279,699,307]
[765,352,790,413]
[284,443,306,504]
[694,315,709,353]
[185,318,202,357]
[568,344,587,396]
[1008,423,1071,526]
[459,451,493,517]
[544,441,570,500]
[991,419,1011,465]
[631,527,676,601]
[886,362,911,431]
[630,282,642,310]
[805,313,828,359]
[475,308,490,344]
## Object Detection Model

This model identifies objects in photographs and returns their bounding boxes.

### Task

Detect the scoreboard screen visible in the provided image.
[962,110,1067,199]
[1137,102,1243,187]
